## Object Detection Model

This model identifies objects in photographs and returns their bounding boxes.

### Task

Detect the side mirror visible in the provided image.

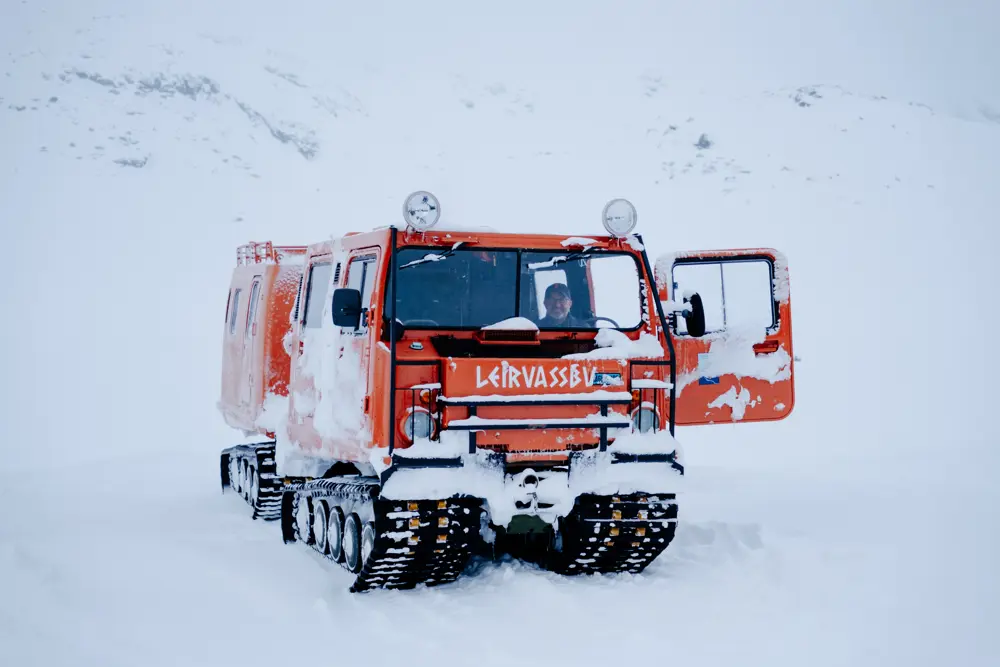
[331,288,362,329]
[683,293,706,337]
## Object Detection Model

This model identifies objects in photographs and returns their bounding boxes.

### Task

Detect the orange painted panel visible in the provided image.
[660,248,795,425]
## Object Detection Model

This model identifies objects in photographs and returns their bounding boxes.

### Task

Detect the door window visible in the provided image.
[345,255,378,332]
[228,288,242,335]
[245,280,261,340]
[588,254,642,328]
[520,251,642,329]
[672,259,776,335]
[303,261,333,329]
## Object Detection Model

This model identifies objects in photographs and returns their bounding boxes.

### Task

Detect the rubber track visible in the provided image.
[289,478,483,593]
[221,442,284,520]
[548,493,678,575]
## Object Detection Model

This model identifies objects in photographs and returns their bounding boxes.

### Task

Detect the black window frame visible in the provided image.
[244,278,262,340]
[344,253,379,334]
[669,255,779,336]
[386,246,647,332]
[228,288,242,335]
[522,249,645,332]
[291,275,304,322]
[302,260,333,329]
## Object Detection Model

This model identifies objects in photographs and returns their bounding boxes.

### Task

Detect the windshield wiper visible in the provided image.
[525,248,597,270]
[399,241,465,270]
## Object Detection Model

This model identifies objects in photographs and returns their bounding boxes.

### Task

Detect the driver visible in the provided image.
[537,283,584,328]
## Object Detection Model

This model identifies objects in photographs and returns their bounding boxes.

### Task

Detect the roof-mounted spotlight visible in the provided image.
[602,198,637,237]
[403,191,441,232]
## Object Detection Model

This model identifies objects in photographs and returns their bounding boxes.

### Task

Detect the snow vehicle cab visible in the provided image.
[218,193,796,591]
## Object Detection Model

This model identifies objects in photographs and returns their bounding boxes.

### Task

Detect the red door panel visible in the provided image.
[660,248,795,425]
[288,256,333,453]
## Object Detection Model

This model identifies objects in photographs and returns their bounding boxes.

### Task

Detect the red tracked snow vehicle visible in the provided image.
[218,193,795,591]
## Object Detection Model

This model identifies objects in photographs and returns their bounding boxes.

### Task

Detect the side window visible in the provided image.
[672,259,776,335]
[346,257,365,291]
[360,260,377,306]
[228,288,242,335]
[589,255,641,329]
[245,280,261,339]
[345,255,378,331]
[225,289,233,323]
[291,275,303,323]
[303,261,333,329]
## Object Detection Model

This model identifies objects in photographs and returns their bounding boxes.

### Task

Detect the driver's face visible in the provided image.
[544,292,572,321]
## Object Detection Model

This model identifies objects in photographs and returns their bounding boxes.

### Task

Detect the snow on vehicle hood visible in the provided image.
[562,328,664,360]
[482,317,539,331]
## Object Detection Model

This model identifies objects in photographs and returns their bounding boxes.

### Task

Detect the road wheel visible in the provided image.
[361,522,376,569]
[312,501,329,554]
[327,506,345,563]
[344,513,362,573]
[295,496,313,544]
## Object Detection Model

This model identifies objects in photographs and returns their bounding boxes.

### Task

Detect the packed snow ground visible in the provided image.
[2,451,995,667]
[2,1,999,666]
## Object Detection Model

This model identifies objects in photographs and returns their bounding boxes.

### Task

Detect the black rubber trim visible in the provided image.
[390,456,464,469]
[446,421,630,431]
[610,451,685,474]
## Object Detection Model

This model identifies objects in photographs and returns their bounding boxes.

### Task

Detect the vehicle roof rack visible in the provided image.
[236,241,305,266]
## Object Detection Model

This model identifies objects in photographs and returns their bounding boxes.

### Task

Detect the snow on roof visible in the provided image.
[624,235,645,251]
[561,237,600,248]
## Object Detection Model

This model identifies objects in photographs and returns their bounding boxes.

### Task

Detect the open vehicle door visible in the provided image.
[329,248,380,439]
[288,255,333,443]
[657,249,795,425]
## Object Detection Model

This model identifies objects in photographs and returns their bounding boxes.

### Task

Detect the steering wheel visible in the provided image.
[591,316,620,328]
[403,319,440,328]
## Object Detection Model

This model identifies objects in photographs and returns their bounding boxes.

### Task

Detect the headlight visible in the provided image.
[402,191,441,232]
[401,409,434,441]
[602,198,638,237]
[632,407,658,433]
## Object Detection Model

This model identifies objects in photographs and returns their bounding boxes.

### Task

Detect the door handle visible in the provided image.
[753,340,780,356]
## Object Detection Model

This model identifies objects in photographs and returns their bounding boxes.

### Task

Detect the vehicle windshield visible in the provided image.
[390,248,643,330]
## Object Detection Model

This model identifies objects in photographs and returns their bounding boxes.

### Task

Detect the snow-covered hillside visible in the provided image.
[2,2,998,666]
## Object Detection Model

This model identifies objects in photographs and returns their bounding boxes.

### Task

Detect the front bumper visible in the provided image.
[377,441,683,529]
